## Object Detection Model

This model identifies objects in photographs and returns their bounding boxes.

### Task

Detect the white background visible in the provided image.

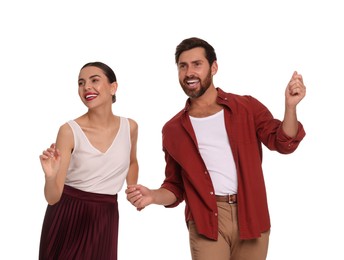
[1,0,343,259]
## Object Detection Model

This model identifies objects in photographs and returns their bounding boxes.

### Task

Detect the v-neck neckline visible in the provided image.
[72,118,121,154]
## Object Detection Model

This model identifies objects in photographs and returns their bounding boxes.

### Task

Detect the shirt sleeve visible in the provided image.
[252,96,306,154]
[275,122,306,153]
[160,149,185,208]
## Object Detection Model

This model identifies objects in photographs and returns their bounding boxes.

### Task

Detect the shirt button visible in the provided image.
[205,171,208,174]
[215,213,218,217]
[210,191,214,195]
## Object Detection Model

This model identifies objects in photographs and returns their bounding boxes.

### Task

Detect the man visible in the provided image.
[126,37,306,260]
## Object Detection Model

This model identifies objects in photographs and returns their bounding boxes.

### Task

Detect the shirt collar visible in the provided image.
[183,87,232,113]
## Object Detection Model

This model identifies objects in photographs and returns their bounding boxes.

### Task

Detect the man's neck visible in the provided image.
[189,87,222,117]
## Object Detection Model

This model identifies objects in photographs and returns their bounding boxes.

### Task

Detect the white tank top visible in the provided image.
[65,117,131,195]
[190,110,238,195]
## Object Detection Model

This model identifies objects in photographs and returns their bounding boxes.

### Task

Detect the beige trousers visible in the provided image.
[188,202,270,260]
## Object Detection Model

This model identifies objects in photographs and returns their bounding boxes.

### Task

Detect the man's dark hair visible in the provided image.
[175,37,217,65]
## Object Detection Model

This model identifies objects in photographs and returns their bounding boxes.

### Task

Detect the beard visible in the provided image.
[180,69,212,99]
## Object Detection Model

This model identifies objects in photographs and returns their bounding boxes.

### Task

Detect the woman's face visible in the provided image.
[78,66,117,108]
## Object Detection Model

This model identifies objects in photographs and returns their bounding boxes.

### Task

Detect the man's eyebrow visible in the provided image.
[179,60,203,65]
[191,59,203,64]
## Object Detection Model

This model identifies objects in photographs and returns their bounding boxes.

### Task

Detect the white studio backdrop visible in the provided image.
[0,0,343,259]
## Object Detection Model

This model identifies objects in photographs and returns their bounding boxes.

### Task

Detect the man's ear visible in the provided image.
[211,61,218,76]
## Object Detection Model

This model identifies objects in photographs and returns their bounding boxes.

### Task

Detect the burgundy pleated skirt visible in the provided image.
[39,185,119,260]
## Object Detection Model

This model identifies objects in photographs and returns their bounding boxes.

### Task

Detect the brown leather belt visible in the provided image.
[215,194,237,204]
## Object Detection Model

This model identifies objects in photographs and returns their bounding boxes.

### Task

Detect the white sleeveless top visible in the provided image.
[65,117,131,195]
[190,110,238,195]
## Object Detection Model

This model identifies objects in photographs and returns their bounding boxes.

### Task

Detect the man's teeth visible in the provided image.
[187,79,199,84]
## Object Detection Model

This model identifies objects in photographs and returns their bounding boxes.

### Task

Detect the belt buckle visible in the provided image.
[228,195,236,204]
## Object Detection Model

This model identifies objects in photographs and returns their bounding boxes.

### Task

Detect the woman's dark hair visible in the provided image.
[175,37,217,66]
[81,61,117,103]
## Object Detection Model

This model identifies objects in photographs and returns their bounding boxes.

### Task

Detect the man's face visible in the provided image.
[177,47,215,99]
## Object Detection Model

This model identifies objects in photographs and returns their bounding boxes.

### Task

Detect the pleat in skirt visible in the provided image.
[39,185,119,260]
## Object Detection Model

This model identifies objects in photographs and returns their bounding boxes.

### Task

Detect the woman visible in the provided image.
[39,61,138,259]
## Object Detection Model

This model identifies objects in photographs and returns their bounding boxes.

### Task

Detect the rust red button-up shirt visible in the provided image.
[160,88,306,240]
